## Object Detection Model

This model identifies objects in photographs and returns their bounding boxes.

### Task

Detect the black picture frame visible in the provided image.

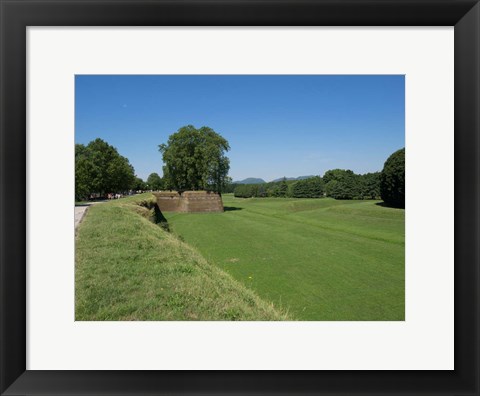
[1,1,479,395]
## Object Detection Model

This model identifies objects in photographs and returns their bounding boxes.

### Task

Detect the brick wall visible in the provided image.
[153,191,182,212]
[153,191,224,213]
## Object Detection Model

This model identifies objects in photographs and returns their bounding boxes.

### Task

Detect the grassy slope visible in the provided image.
[164,195,405,321]
[75,194,286,320]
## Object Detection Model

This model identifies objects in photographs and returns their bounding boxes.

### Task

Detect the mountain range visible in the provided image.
[233,178,266,184]
[233,175,315,184]
[270,175,315,182]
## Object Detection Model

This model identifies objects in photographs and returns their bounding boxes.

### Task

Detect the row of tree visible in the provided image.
[75,138,168,201]
[75,139,136,201]
[233,172,380,200]
[233,179,290,198]
[231,148,405,208]
[323,169,381,200]
[76,126,404,208]
[132,173,164,192]
[77,125,231,200]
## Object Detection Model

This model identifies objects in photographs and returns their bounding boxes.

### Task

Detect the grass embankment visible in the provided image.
[75,193,286,320]
[164,195,405,321]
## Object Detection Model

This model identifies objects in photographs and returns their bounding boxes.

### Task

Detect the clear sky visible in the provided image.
[75,75,404,182]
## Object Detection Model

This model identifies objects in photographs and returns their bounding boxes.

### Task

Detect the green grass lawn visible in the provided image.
[163,195,405,321]
[75,194,287,320]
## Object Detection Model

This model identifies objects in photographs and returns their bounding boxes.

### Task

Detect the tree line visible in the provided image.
[75,139,136,201]
[232,148,405,208]
[76,126,404,208]
[75,124,230,201]
[233,172,380,200]
[75,138,166,201]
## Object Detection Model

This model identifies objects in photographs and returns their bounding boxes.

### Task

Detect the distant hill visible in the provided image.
[270,177,296,182]
[296,175,316,180]
[233,175,316,184]
[233,178,266,184]
[270,175,315,182]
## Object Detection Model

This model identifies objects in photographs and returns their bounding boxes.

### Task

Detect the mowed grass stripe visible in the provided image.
[288,204,404,245]
[164,195,405,321]
[230,197,403,245]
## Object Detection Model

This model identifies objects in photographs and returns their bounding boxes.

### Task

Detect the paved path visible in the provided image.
[75,201,107,230]
[75,206,89,230]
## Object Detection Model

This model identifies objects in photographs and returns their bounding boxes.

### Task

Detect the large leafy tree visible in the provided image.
[323,169,360,199]
[380,148,405,208]
[75,144,92,200]
[159,125,230,193]
[291,176,324,198]
[75,138,135,200]
[146,172,163,190]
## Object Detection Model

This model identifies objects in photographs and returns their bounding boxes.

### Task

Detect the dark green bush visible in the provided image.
[380,148,405,208]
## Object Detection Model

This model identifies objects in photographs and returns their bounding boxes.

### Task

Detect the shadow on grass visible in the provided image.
[223,206,243,212]
[375,202,404,209]
[154,204,170,231]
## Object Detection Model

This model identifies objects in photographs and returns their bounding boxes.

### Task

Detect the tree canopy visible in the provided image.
[291,176,324,198]
[132,177,147,191]
[360,172,381,200]
[159,125,231,193]
[233,172,380,201]
[380,148,405,208]
[75,138,135,200]
[322,169,380,200]
[272,177,289,197]
[146,172,163,191]
[323,169,360,199]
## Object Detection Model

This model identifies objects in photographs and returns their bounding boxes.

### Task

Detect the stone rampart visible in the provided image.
[153,191,182,212]
[153,191,224,213]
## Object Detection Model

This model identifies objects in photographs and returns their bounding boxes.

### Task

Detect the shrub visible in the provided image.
[380,148,405,208]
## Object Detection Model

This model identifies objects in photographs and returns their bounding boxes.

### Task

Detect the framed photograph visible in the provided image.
[1,0,479,395]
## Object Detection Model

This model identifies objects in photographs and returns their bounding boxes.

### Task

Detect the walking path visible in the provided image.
[75,201,107,230]
[75,206,89,230]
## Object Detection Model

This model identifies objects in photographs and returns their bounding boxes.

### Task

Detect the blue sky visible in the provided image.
[75,75,404,182]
